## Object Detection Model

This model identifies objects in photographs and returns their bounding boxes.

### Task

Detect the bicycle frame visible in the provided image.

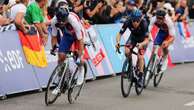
[118,45,140,79]
[149,45,161,73]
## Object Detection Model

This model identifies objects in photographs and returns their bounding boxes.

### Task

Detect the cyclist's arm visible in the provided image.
[141,20,150,46]
[69,14,84,56]
[116,21,128,44]
[51,18,58,48]
[148,16,156,41]
[166,18,175,44]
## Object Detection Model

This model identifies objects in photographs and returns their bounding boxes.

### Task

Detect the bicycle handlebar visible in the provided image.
[116,44,139,55]
[50,42,91,56]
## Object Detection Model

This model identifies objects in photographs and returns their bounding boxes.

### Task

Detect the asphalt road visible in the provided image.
[0,63,194,110]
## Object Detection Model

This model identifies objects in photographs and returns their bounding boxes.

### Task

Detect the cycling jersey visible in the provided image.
[149,16,175,45]
[120,18,149,43]
[51,12,86,53]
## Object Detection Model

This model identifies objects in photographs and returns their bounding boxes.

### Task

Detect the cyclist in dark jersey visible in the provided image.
[116,9,150,86]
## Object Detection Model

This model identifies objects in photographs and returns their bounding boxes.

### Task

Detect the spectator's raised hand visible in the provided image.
[97,2,103,9]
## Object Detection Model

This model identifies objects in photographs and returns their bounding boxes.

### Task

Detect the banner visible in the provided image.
[85,25,114,76]
[18,31,48,68]
[0,31,40,95]
[94,24,129,73]
[170,22,194,63]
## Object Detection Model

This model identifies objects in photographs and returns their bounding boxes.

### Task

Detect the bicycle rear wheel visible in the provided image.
[153,63,164,87]
[45,63,67,105]
[121,59,133,97]
[68,63,87,104]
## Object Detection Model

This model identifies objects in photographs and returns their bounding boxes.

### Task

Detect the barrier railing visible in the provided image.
[0,22,194,97]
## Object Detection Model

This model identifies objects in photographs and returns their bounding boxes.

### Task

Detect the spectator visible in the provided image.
[25,0,48,45]
[47,0,56,19]
[174,0,189,22]
[67,0,85,18]
[113,0,126,23]
[188,0,194,19]
[163,3,175,21]
[147,0,165,19]
[135,0,143,9]
[9,0,29,33]
[123,0,136,18]
[0,2,13,26]
[95,0,125,24]
[83,0,103,24]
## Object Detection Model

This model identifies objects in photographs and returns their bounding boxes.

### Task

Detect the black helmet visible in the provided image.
[156,9,166,17]
[56,7,69,22]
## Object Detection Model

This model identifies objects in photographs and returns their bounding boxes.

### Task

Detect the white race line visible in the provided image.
[184,101,194,106]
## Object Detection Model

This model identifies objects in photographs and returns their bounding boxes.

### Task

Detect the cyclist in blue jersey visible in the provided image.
[116,9,150,86]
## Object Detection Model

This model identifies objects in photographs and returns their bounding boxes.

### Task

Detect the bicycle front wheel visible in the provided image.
[45,63,66,105]
[135,74,144,95]
[144,55,155,88]
[121,59,133,98]
[68,63,87,104]
[153,63,164,87]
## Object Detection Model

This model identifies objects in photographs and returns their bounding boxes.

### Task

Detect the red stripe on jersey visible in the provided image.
[70,12,85,39]
[70,12,80,22]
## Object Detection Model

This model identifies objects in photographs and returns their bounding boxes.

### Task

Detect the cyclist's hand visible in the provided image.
[137,43,144,49]
[162,41,169,48]
[115,43,120,50]
[50,45,58,56]
[76,57,84,66]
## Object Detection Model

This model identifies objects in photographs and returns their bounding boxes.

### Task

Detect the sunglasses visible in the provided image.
[132,18,141,23]
[156,16,164,20]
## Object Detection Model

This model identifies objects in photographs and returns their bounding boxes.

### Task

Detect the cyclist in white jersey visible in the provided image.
[148,9,175,73]
[50,1,87,85]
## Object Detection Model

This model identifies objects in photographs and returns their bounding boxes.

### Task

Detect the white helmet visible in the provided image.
[163,3,174,12]
[56,0,68,7]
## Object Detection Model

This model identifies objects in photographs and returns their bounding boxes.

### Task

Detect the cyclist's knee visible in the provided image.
[163,48,169,56]
[125,51,132,58]
[125,47,131,57]
[138,55,144,61]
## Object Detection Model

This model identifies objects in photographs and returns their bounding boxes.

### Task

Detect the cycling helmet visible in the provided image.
[127,0,136,6]
[130,9,142,21]
[56,7,69,22]
[56,0,68,7]
[156,9,166,17]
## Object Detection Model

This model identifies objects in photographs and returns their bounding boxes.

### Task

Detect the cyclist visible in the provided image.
[116,9,150,86]
[148,9,175,73]
[50,1,86,86]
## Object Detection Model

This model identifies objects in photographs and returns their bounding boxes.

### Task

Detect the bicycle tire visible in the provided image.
[121,59,133,97]
[135,65,146,95]
[45,63,67,105]
[153,63,164,87]
[68,63,87,104]
[144,54,155,88]
[135,74,144,95]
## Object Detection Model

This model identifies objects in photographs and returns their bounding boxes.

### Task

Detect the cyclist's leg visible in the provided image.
[138,45,147,73]
[125,36,134,59]
[73,40,86,85]
[137,45,147,86]
[58,34,76,64]
[160,46,169,72]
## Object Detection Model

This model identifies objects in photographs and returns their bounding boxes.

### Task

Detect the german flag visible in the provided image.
[18,30,48,68]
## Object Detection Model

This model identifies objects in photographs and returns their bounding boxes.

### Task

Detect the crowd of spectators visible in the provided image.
[0,0,194,34]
